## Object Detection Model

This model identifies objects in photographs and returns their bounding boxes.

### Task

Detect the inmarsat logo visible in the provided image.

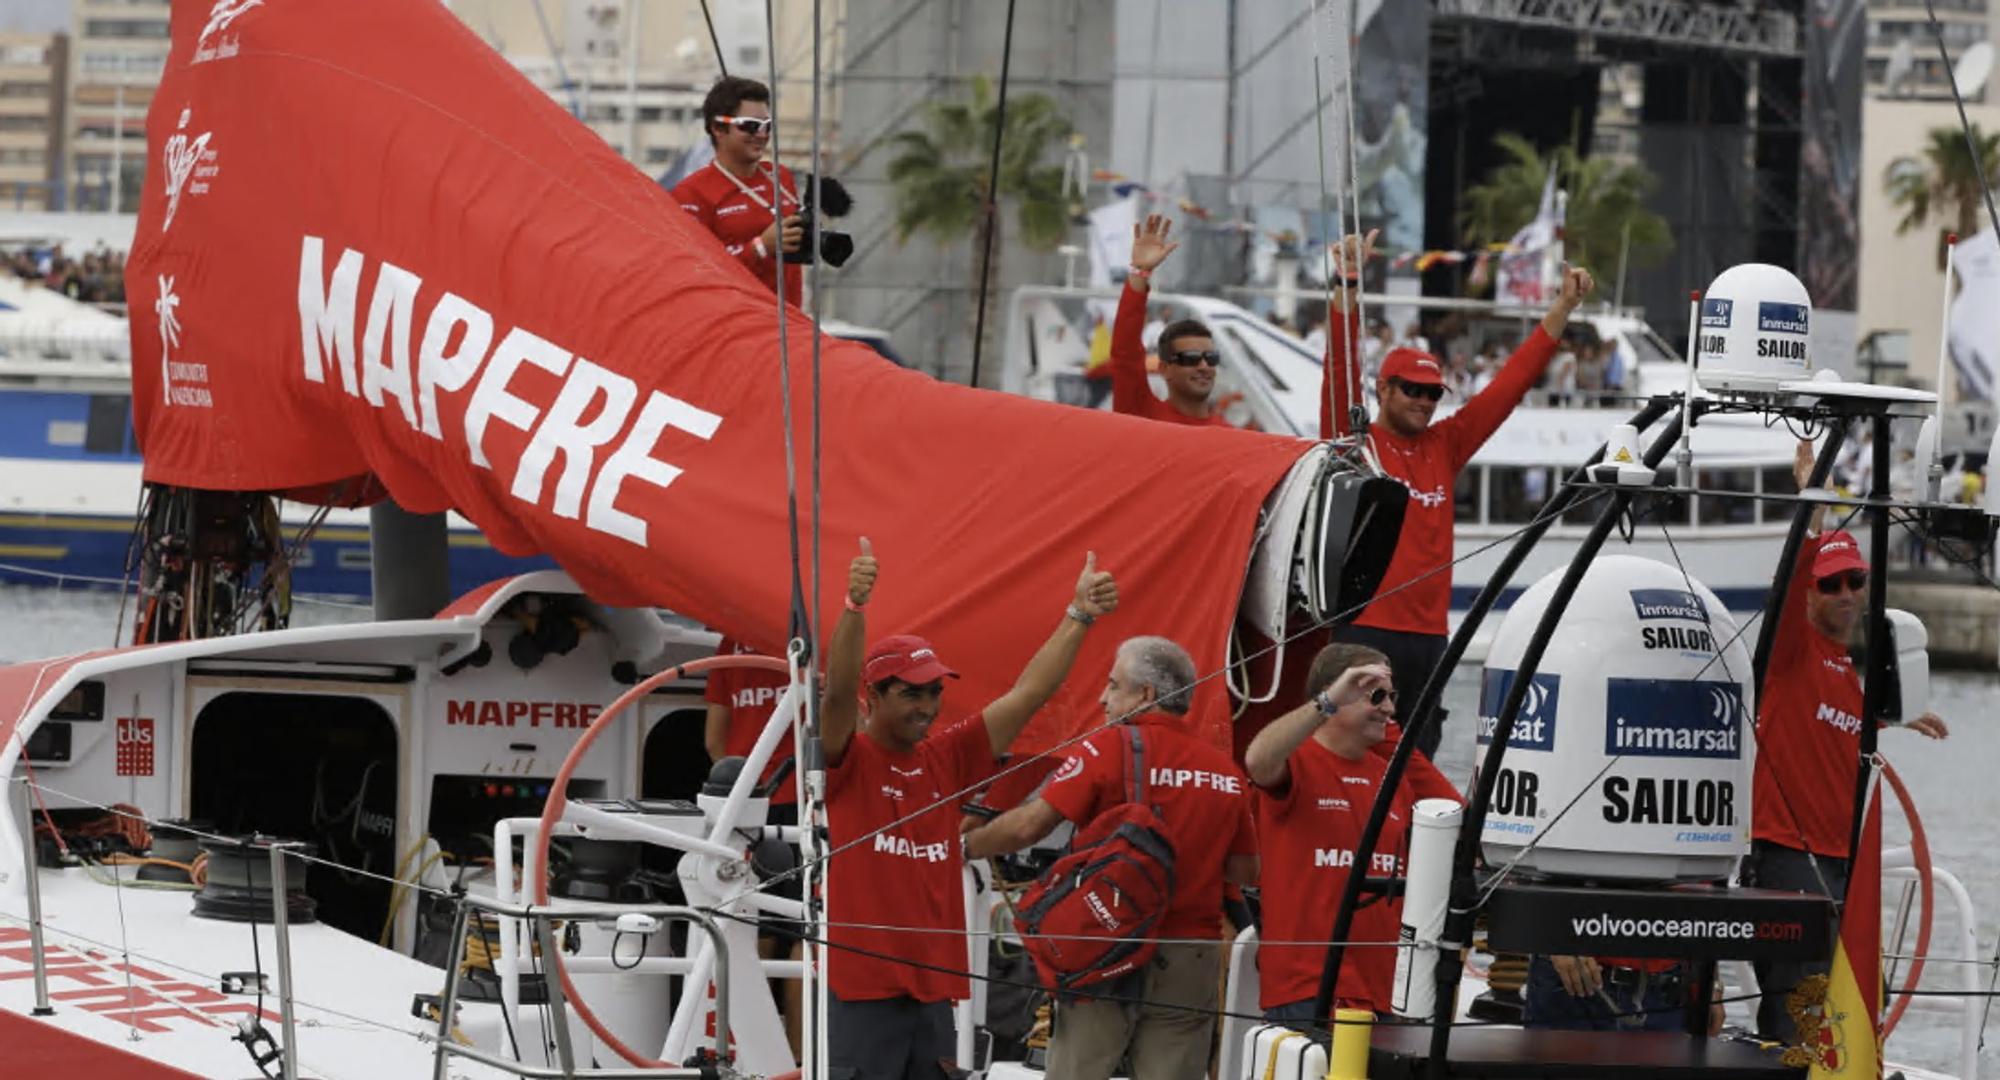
[1604,678,1743,759]
[155,276,212,408]
[1629,589,1707,623]
[1700,298,1733,329]
[1475,669,1561,752]
[160,108,215,233]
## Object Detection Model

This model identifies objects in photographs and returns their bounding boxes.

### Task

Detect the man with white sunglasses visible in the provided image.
[672,75,804,304]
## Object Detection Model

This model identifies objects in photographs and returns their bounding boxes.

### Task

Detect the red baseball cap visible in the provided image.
[1380,348,1447,387]
[862,634,959,686]
[1811,530,1869,580]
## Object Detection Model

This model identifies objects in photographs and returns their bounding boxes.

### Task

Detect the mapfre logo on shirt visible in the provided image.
[717,203,752,217]
[873,833,951,863]
[1147,768,1242,793]
[1315,796,1352,811]
[731,686,781,710]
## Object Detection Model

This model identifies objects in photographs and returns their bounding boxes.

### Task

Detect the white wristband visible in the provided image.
[753,238,770,259]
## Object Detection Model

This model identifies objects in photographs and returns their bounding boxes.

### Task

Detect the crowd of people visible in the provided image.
[5,243,128,304]
[680,75,1950,1080]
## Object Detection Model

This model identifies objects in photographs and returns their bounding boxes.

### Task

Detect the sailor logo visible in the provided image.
[155,275,212,408]
[200,0,265,47]
[161,108,217,233]
[1475,669,1560,752]
[1629,588,1707,623]
[1603,678,1743,759]
[1699,298,1733,329]
[1757,301,1810,335]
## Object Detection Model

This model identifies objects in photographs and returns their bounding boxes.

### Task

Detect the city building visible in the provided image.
[0,30,65,211]
[1866,0,1996,99]
[65,0,169,212]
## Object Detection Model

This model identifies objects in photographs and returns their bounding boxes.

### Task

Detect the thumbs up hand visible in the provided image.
[849,537,878,608]
[1073,551,1119,618]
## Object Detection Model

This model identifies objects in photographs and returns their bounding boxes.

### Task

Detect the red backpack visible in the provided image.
[1015,725,1177,993]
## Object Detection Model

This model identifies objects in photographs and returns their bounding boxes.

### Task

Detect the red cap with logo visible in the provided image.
[862,634,960,685]
[1811,530,1869,580]
[1380,348,1447,387]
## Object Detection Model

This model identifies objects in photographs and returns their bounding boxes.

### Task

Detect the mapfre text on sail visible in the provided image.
[296,235,722,546]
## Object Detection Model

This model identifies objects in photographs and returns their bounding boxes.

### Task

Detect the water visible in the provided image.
[2,587,1994,1074]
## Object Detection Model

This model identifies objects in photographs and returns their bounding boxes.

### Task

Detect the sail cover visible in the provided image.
[125,0,1310,754]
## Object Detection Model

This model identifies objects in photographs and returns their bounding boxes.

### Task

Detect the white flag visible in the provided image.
[1949,228,1999,401]
[1496,171,1562,306]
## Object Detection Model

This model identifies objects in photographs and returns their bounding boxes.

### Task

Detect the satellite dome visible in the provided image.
[1694,263,1813,394]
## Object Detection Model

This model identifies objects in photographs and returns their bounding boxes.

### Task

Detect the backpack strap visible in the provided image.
[1123,723,1147,805]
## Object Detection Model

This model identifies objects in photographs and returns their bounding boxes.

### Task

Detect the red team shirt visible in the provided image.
[1040,716,1257,940]
[825,716,998,1002]
[1254,737,1461,1011]
[670,161,804,307]
[1320,312,1558,635]
[1108,282,1233,428]
[704,638,797,805]
[1753,535,1867,858]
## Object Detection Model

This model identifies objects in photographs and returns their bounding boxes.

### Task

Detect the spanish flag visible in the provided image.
[1805,779,1882,1079]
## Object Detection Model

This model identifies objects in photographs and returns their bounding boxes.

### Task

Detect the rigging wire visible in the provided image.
[1924,0,2000,242]
[965,0,1020,390]
[699,0,729,79]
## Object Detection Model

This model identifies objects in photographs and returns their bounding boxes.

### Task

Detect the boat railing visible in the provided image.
[429,890,731,1080]
[1882,845,1985,1080]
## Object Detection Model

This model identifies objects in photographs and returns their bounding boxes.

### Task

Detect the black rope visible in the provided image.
[1923,0,2000,241]
[966,0,1019,389]
[699,0,729,78]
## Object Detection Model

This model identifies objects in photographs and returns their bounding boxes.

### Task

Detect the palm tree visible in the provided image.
[885,75,1071,377]
[1885,125,2000,265]
[1458,133,1673,294]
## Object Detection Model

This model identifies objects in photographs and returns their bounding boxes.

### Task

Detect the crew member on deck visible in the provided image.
[821,540,1118,1080]
[1243,644,1461,1023]
[671,76,803,305]
[964,636,1257,1080]
[1744,440,1948,1044]
[704,636,796,810]
[1107,214,1233,427]
[1320,232,1594,757]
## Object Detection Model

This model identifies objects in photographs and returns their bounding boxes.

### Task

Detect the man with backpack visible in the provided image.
[964,636,1257,1080]
[820,538,1119,1080]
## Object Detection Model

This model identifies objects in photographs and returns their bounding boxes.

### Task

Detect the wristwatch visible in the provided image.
[1065,604,1096,627]
[1314,688,1339,716]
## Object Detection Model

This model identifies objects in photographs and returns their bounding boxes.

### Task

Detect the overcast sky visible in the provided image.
[0,0,68,35]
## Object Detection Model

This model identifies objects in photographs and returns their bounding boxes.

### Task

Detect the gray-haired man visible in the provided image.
[964,636,1257,1080]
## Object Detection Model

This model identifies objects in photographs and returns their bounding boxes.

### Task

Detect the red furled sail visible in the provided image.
[124,0,1309,754]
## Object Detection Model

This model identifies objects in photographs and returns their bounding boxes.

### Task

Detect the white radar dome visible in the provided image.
[1694,263,1813,393]
[1473,555,1753,882]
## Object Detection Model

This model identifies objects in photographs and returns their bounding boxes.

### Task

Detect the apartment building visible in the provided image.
[0,31,65,210]
[66,0,169,212]
[1868,0,1996,99]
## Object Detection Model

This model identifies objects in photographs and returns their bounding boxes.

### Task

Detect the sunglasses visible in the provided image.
[1816,570,1868,595]
[717,115,772,136]
[1390,378,1444,402]
[1368,687,1399,707]
[1165,350,1221,368]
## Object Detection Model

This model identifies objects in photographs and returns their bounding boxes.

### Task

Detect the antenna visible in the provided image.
[1885,38,1916,97]
[1955,40,1995,101]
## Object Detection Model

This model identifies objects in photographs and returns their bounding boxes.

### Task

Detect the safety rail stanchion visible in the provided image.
[267,840,303,1080]
[12,778,53,1016]
[430,893,731,1080]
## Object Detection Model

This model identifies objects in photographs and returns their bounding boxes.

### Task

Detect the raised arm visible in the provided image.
[1441,264,1592,469]
[980,554,1120,757]
[1243,663,1392,788]
[1110,215,1179,415]
[818,538,878,767]
[1319,230,1377,439]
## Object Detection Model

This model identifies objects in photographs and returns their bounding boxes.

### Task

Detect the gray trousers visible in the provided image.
[827,991,955,1080]
[1740,839,1849,1045]
[1045,941,1221,1080]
